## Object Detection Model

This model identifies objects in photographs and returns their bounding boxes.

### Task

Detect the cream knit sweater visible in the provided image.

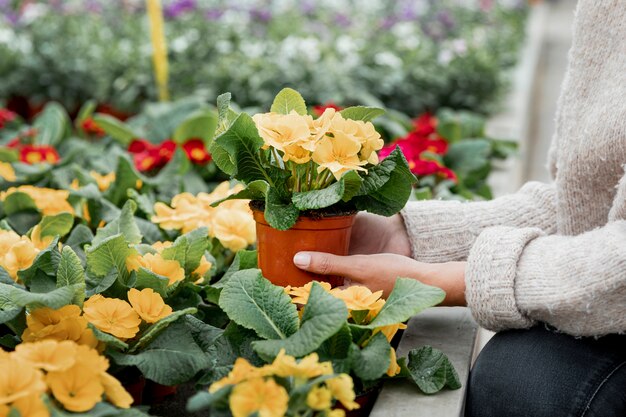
[401,0,625,337]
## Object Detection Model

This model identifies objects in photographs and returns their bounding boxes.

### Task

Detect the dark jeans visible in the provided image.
[465,325,626,417]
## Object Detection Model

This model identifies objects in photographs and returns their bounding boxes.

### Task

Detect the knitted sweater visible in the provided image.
[400,0,626,337]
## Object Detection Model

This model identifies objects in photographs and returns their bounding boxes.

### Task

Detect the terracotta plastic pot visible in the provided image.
[252,209,356,288]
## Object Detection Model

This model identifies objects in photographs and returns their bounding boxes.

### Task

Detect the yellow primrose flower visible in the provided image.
[193,255,212,278]
[100,372,133,408]
[330,286,384,312]
[0,162,16,182]
[13,340,77,372]
[127,288,172,324]
[83,295,141,339]
[386,348,402,377]
[46,364,104,412]
[306,385,332,410]
[21,305,96,348]
[287,281,332,304]
[307,107,337,146]
[325,374,359,410]
[354,120,384,165]
[0,357,47,405]
[211,206,256,252]
[312,134,367,180]
[151,241,173,251]
[1,235,39,281]
[229,377,289,417]
[90,171,116,192]
[270,349,333,380]
[29,224,54,251]
[127,253,185,286]
[152,193,208,233]
[374,321,408,343]
[328,409,346,417]
[2,186,74,216]
[8,393,49,417]
[282,142,312,164]
[209,357,272,393]
[196,181,245,209]
[252,111,311,153]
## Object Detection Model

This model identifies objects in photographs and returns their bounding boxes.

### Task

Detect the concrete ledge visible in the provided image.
[370,308,478,417]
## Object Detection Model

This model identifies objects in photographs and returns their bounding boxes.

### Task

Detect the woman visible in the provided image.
[293,1,626,415]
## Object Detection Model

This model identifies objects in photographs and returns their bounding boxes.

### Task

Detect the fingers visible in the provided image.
[293,252,366,279]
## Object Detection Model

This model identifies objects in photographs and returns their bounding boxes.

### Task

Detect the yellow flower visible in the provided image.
[46,363,104,412]
[325,374,359,410]
[128,253,185,286]
[8,393,49,417]
[252,111,311,153]
[386,348,402,377]
[328,409,346,417]
[373,321,408,343]
[100,372,133,408]
[282,142,312,164]
[312,134,367,180]
[287,281,332,304]
[197,181,245,209]
[209,358,269,393]
[0,162,16,182]
[127,288,172,324]
[211,206,256,252]
[330,286,384,311]
[29,224,54,251]
[0,357,47,405]
[1,233,39,281]
[2,186,74,216]
[151,241,173,251]
[354,120,384,164]
[306,385,332,410]
[21,305,96,347]
[229,377,288,417]
[152,193,208,233]
[307,107,336,145]
[90,171,116,192]
[193,255,212,279]
[83,295,141,339]
[13,340,77,372]
[271,349,333,379]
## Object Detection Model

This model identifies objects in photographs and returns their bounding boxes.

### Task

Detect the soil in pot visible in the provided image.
[251,202,356,288]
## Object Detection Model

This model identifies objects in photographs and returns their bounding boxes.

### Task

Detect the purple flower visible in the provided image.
[300,1,315,15]
[164,0,196,19]
[380,16,399,30]
[205,8,224,21]
[249,8,272,23]
[334,13,351,28]
[437,10,455,31]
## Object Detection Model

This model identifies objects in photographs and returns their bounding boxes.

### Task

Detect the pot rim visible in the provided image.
[252,208,357,230]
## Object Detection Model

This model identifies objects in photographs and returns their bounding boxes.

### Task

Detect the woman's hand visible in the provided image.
[293,252,467,306]
[348,213,412,257]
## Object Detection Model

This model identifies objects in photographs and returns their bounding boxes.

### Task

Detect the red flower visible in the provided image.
[128,138,151,154]
[312,102,343,117]
[19,145,60,165]
[128,139,176,172]
[0,108,17,129]
[182,139,212,165]
[7,138,21,149]
[412,112,437,137]
[81,118,105,137]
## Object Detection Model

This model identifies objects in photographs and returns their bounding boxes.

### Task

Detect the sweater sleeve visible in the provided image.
[400,181,557,263]
[465,220,626,337]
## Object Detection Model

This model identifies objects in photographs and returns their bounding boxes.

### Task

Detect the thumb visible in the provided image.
[293,251,360,277]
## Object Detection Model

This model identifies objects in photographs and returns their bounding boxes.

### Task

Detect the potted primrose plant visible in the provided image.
[211,89,416,287]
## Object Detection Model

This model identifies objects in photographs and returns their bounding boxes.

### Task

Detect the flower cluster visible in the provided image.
[0,339,133,415]
[379,113,456,182]
[253,107,384,183]
[0,108,17,129]
[208,349,358,417]
[287,282,406,377]
[152,182,255,252]
[128,138,211,172]
[6,138,60,165]
[0,229,50,282]
[80,117,105,137]
[1,185,74,215]
[83,288,173,339]
[21,305,98,347]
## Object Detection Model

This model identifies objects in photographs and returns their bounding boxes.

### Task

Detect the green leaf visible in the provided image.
[109,319,212,385]
[92,200,142,247]
[161,228,210,275]
[270,88,307,115]
[36,213,74,240]
[444,140,491,175]
[75,99,97,127]
[208,141,235,176]
[106,155,144,207]
[0,308,23,325]
[86,234,137,285]
[339,106,385,122]
[211,180,269,207]
[349,332,391,381]
[187,387,232,413]
[18,238,61,288]
[134,268,170,297]
[57,246,86,306]
[129,308,197,353]
[292,171,362,210]
[3,191,38,215]
[0,283,79,309]
[92,114,140,145]
[359,278,445,329]
[253,282,348,358]
[219,269,299,340]
[33,102,70,146]
[316,323,352,371]
[407,346,461,394]
[213,250,258,289]
[215,113,272,185]
[173,109,218,144]
[264,187,299,230]
[88,324,129,350]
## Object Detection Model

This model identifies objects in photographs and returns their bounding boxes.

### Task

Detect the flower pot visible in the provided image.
[252,209,356,288]
[143,380,178,405]
[339,385,382,417]
[116,369,145,406]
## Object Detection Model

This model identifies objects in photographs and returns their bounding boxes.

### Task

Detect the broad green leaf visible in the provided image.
[173,109,218,144]
[92,114,140,145]
[219,269,299,340]
[57,246,86,306]
[210,180,269,207]
[339,106,385,122]
[88,324,129,350]
[292,171,362,210]
[215,93,239,138]
[6,212,41,236]
[36,213,74,240]
[348,332,391,381]
[215,113,272,185]
[161,228,210,275]
[186,387,231,413]
[444,140,491,175]
[316,323,352,373]
[75,99,97,127]
[407,346,461,394]
[359,279,445,329]
[134,268,170,297]
[92,200,142,247]
[213,250,258,288]
[109,319,212,385]
[3,191,38,215]
[436,109,485,143]
[0,283,79,309]
[0,308,22,325]
[85,268,118,296]
[127,189,155,217]
[86,234,137,285]
[208,141,235,175]
[106,155,144,207]
[33,102,70,146]
[18,238,61,288]
[270,88,307,115]
[264,187,299,230]
[129,308,197,353]
[253,282,348,358]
